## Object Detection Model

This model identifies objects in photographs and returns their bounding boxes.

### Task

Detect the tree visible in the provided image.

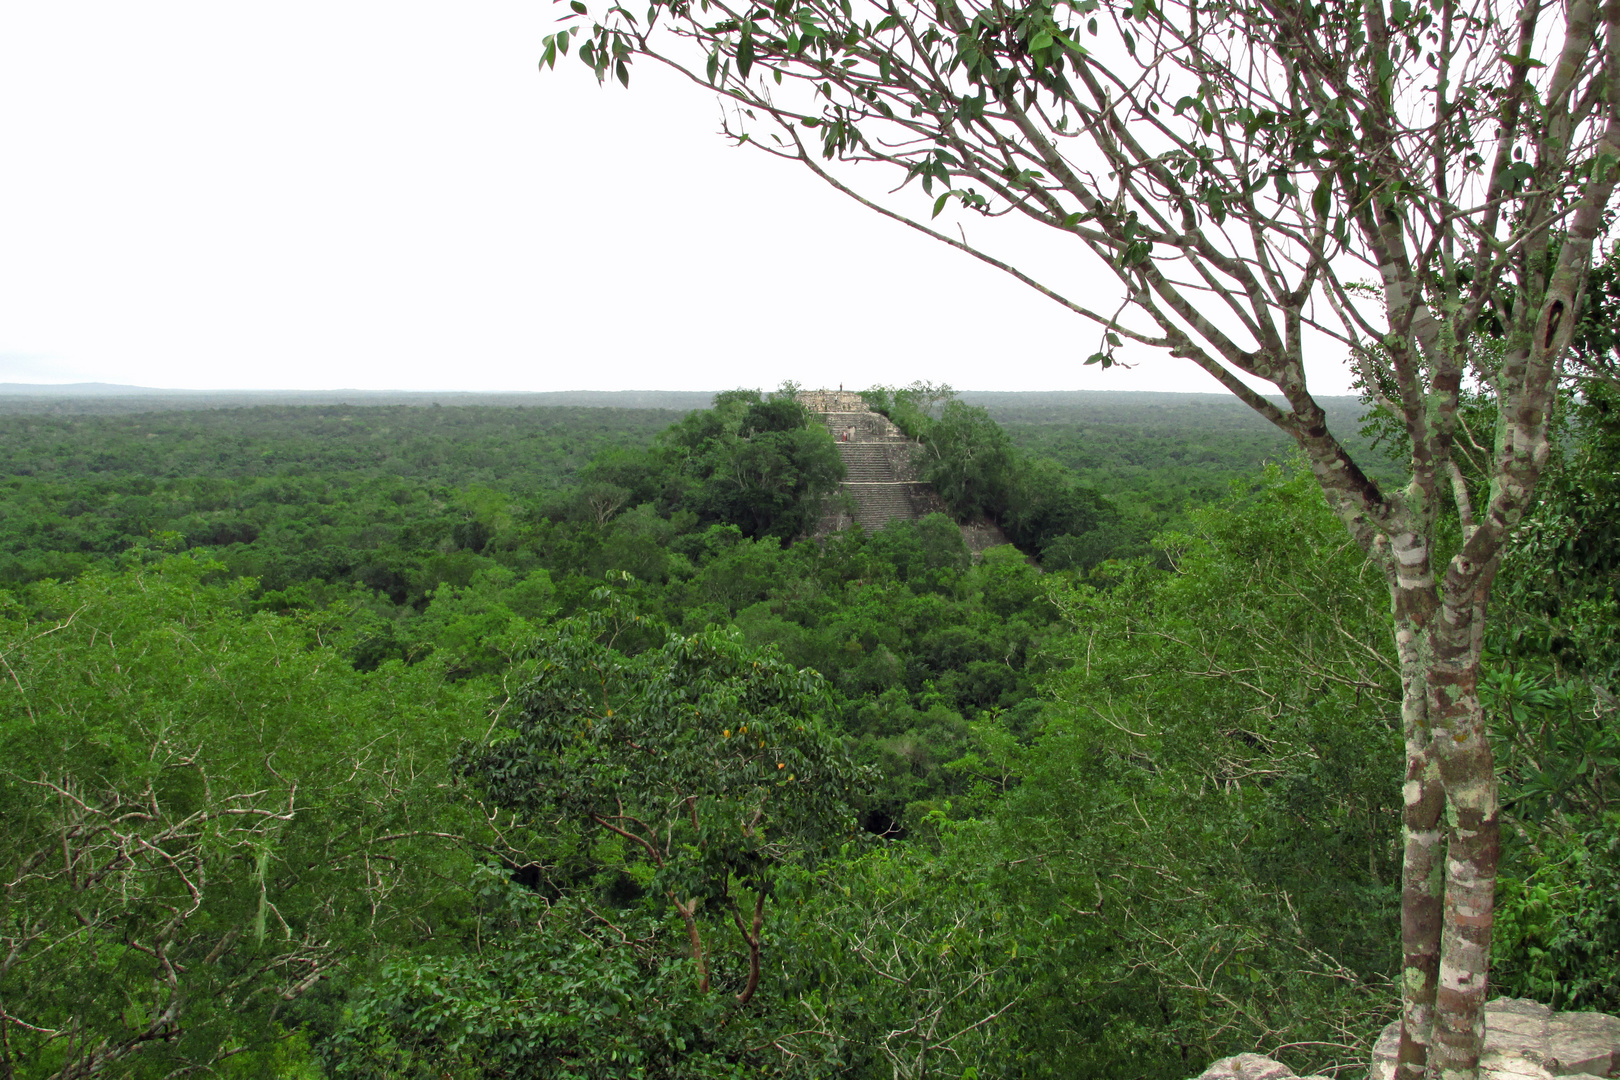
[920,400,1018,521]
[0,556,486,1079]
[546,0,1620,1073]
[327,826,1027,1079]
[859,381,957,437]
[326,872,766,1080]
[1482,382,1620,1013]
[1024,466,1404,1076]
[454,592,867,1007]
[1566,244,1620,386]
[651,389,846,540]
[865,389,1115,558]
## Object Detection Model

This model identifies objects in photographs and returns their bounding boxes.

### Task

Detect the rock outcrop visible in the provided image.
[1195,1052,1332,1080]
[1366,999,1620,1080]
[1187,999,1620,1080]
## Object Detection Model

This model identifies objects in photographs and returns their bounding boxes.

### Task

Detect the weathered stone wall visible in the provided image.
[797,389,868,413]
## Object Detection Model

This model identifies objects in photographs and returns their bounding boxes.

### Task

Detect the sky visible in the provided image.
[0,3,1358,395]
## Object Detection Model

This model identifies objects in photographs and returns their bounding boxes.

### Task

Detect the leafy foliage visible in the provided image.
[545,0,1620,1064]
[4,386,1618,1078]
[457,597,867,1005]
[973,467,1402,1078]
[1482,381,1620,1013]
[0,556,486,1079]
[328,873,761,1080]
[865,388,1138,567]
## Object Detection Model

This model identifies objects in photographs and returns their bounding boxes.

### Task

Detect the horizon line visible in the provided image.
[0,381,1364,399]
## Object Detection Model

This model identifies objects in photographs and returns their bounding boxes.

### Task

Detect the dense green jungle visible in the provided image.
[1,385,1615,1080]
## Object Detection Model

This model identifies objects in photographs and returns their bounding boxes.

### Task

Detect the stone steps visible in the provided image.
[841,453,895,481]
[837,441,910,482]
[846,483,934,531]
[821,410,910,443]
[803,396,941,536]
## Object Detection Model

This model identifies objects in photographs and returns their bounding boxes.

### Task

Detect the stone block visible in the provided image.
[1477,1047,1557,1080]
[1196,1053,1300,1079]
[1367,1021,1399,1080]
[1546,1010,1620,1076]
[1491,998,1554,1060]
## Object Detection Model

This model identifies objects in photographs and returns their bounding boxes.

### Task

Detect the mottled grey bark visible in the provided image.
[1394,614,1444,1080]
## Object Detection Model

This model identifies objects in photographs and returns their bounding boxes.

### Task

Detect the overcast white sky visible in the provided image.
[0,3,1356,395]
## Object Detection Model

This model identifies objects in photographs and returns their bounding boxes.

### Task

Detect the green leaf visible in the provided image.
[933,192,951,218]
[1312,181,1331,219]
[570,1,588,12]
[738,31,756,80]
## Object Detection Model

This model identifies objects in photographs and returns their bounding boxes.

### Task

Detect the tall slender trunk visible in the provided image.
[1390,525,1447,1080]
[1426,584,1501,1080]
[1394,618,1445,1080]
[1392,551,1503,1080]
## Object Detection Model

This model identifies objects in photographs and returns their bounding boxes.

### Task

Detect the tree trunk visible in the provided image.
[671,894,710,993]
[1426,584,1501,1080]
[1393,563,1502,1079]
[1394,620,1444,1080]
[1389,525,1447,1080]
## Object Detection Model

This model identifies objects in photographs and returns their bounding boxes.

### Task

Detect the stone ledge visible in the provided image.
[1367,999,1620,1080]
[1188,1000,1620,1080]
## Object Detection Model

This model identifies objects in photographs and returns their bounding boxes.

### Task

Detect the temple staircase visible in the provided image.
[806,394,945,535]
